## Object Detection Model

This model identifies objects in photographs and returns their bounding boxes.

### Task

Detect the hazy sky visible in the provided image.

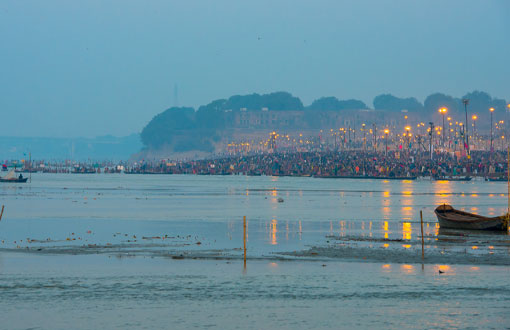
[1,0,509,137]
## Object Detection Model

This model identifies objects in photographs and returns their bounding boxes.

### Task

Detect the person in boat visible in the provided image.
[18,173,23,180]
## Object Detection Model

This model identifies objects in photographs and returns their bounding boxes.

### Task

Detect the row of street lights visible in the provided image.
[229,102,510,155]
[438,103,510,155]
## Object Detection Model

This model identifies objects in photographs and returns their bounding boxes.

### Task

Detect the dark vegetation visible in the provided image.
[373,94,423,112]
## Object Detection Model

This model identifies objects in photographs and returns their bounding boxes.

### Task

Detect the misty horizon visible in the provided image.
[1,0,509,138]
[1,88,507,139]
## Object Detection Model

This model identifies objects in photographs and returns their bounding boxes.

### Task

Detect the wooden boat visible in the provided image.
[0,170,28,183]
[433,176,472,181]
[485,177,508,182]
[314,174,417,180]
[434,204,508,231]
[71,168,96,174]
[0,177,28,183]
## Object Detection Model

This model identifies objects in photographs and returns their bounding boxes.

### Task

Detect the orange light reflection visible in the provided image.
[402,222,412,240]
[270,219,278,245]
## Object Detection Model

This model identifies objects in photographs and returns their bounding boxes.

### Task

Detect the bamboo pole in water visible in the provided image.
[243,216,247,268]
[420,210,424,260]
[507,147,509,213]
[0,205,4,221]
[507,147,509,230]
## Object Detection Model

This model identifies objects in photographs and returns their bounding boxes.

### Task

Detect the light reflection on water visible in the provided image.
[270,219,278,245]
[400,264,415,273]
[433,180,453,206]
[383,221,389,239]
[437,264,454,274]
[402,222,412,240]
[237,215,503,250]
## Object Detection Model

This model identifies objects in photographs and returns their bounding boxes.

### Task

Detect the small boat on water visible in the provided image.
[71,167,96,174]
[485,177,508,182]
[0,170,28,183]
[433,176,472,181]
[314,175,417,180]
[434,204,509,231]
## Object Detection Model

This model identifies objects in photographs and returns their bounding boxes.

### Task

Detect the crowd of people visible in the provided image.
[5,149,510,179]
[124,150,510,179]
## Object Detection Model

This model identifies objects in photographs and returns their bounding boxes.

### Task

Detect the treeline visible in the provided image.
[141,90,507,152]
[373,91,508,115]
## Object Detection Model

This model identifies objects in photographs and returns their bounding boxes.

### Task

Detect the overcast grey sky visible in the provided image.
[1,0,509,137]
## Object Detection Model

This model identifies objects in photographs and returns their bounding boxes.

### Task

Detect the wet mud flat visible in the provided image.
[3,226,509,267]
[280,228,510,266]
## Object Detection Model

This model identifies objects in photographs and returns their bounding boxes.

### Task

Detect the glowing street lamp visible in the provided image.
[490,107,495,152]
[404,126,411,152]
[384,129,390,156]
[463,99,470,155]
[472,115,478,149]
[438,107,447,147]
[447,117,452,149]
[362,123,366,151]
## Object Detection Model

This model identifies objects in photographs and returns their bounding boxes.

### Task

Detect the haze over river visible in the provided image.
[0,174,508,329]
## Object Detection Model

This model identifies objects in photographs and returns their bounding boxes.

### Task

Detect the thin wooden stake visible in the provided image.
[507,147,509,231]
[420,210,424,260]
[507,147,509,216]
[243,216,247,268]
[0,205,4,221]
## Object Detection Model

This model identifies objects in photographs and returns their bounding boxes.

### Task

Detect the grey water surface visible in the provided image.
[0,174,508,329]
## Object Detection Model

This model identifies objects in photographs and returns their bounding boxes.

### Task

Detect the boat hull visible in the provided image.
[0,178,28,183]
[433,176,472,181]
[314,175,417,180]
[485,177,508,182]
[434,204,508,231]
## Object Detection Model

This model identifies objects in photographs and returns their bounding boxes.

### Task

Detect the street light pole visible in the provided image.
[490,107,495,153]
[373,124,377,151]
[463,99,470,155]
[362,123,366,151]
[384,129,390,156]
[439,108,447,148]
[428,122,434,160]
[472,115,478,150]
[460,123,465,152]
[347,126,351,150]
[447,117,452,151]
[405,126,411,155]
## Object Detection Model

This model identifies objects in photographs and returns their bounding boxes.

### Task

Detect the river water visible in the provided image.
[0,174,509,329]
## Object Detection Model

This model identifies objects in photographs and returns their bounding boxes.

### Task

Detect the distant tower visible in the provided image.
[173,84,179,107]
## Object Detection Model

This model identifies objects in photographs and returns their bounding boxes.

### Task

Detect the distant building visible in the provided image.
[227,108,404,130]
